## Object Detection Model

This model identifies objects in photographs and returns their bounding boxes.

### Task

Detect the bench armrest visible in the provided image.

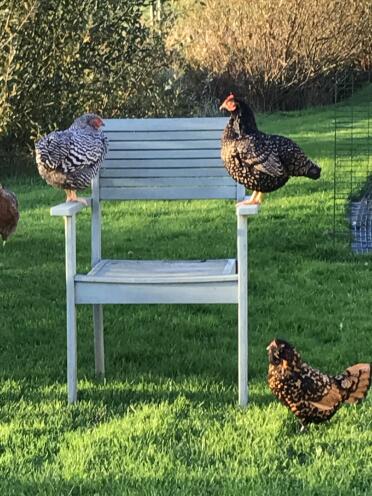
[50,198,91,217]
[236,197,260,217]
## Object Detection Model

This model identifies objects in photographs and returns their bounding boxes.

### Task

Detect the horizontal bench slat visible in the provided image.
[100,167,229,178]
[108,140,220,151]
[106,149,221,159]
[104,117,227,132]
[100,186,237,200]
[100,177,236,188]
[104,130,223,141]
[75,281,238,304]
[83,258,237,281]
[103,158,223,168]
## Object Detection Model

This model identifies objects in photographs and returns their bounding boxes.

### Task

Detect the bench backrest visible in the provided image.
[90,117,245,264]
[94,117,245,201]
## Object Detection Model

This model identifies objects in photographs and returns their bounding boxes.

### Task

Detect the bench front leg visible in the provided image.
[65,214,77,404]
[51,201,90,404]
[237,212,248,407]
[236,202,258,407]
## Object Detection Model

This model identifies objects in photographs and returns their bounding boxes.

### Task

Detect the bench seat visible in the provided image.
[74,259,238,304]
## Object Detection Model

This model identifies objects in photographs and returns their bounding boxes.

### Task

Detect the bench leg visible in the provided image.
[93,304,105,378]
[237,213,248,407]
[238,292,248,407]
[65,215,78,404]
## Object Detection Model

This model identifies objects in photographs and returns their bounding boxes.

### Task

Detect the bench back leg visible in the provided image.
[93,304,105,378]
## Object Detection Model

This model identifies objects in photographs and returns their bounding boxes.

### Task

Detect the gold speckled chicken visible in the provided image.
[267,339,371,431]
[0,184,19,246]
[219,94,321,205]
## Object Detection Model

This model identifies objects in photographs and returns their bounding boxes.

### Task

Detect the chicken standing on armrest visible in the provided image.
[220,94,321,205]
[267,339,371,432]
[35,113,108,205]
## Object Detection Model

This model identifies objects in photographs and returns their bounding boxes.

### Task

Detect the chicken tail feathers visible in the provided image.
[343,363,371,404]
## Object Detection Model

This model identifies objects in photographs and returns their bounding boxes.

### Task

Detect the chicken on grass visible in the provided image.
[35,113,108,205]
[220,94,321,205]
[267,339,371,432]
[0,185,19,247]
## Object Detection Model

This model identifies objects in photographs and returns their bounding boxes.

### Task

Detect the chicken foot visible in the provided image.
[65,189,88,206]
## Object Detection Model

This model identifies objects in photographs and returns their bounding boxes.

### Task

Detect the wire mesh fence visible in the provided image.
[333,72,372,252]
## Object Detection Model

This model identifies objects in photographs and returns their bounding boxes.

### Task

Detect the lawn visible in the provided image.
[0,86,371,495]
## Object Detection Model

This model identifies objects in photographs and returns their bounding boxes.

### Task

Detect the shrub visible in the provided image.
[0,0,169,149]
[168,0,371,110]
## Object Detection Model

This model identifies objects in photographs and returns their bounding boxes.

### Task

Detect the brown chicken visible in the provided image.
[0,184,19,246]
[267,339,371,431]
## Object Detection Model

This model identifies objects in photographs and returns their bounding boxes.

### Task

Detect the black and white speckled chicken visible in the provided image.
[35,113,107,204]
[219,94,321,205]
[0,184,19,246]
[267,339,371,432]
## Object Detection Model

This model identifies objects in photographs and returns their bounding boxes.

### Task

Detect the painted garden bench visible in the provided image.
[51,117,259,405]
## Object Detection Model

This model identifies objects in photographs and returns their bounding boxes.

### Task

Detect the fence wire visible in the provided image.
[333,72,372,252]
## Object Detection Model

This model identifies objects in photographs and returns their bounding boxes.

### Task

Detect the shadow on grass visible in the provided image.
[0,373,273,411]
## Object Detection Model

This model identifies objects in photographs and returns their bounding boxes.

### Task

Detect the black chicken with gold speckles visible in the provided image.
[220,94,321,205]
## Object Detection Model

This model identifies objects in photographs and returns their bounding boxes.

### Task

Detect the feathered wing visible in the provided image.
[36,128,108,191]
[271,134,321,178]
[234,134,284,177]
[287,366,344,420]
[2,188,18,209]
[36,130,74,172]
[291,363,370,420]
[36,130,107,174]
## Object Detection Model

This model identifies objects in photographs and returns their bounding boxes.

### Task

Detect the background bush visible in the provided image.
[0,0,175,151]
[168,0,371,111]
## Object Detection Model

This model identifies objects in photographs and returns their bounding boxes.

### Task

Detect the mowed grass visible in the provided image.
[0,86,372,495]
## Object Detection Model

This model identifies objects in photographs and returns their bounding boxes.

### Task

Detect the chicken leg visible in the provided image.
[236,191,264,206]
[65,189,88,206]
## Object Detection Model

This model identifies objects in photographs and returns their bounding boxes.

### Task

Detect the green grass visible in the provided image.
[0,85,372,495]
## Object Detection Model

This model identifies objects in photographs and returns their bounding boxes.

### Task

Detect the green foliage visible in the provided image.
[0,87,372,495]
[0,0,170,146]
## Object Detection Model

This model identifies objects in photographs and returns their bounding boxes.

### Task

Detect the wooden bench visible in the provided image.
[51,117,259,405]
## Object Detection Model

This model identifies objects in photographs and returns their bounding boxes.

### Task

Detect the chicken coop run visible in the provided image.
[333,72,372,252]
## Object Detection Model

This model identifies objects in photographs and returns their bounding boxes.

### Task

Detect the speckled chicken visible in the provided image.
[35,113,107,204]
[267,339,371,431]
[219,94,321,205]
[0,185,19,246]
